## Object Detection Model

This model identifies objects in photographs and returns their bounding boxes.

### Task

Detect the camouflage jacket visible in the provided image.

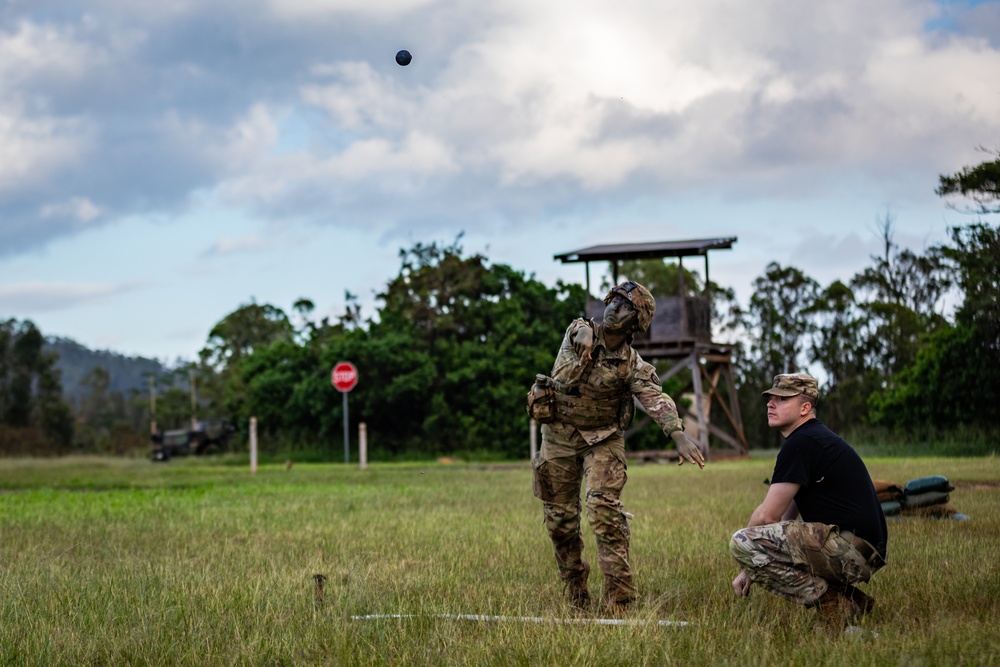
[549,318,683,445]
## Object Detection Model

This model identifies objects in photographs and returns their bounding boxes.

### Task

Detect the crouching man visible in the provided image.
[729,374,887,629]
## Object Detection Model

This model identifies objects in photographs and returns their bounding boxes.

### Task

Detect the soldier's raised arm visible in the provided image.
[571,321,594,366]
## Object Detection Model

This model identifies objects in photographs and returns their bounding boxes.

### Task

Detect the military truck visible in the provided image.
[151,421,235,461]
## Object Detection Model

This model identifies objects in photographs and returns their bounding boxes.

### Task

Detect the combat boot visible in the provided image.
[600,597,635,618]
[565,560,591,611]
[842,584,875,616]
[814,587,862,629]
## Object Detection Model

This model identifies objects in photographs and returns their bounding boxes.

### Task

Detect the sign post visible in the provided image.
[331,361,359,464]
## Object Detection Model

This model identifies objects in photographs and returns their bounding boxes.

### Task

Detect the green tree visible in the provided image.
[6,320,43,427]
[747,263,820,377]
[867,146,999,431]
[290,297,316,343]
[72,366,145,453]
[740,263,819,447]
[603,259,702,296]
[871,222,1000,429]
[865,153,999,432]
[0,319,74,452]
[35,358,73,448]
[201,301,294,371]
[239,338,324,441]
[199,301,295,428]
[850,215,950,382]
[376,236,491,346]
[805,280,869,432]
[942,223,1000,346]
[151,365,200,432]
[853,214,951,319]
[226,239,586,459]
[868,324,998,428]
[0,322,9,420]
[318,326,435,453]
[609,258,742,339]
[936,147,1000,214]
[369,238,584,456]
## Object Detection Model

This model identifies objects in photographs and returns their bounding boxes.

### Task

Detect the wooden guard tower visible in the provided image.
[554,237,748,459]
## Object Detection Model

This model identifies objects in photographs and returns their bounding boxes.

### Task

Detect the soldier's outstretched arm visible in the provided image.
[630,359,705,468]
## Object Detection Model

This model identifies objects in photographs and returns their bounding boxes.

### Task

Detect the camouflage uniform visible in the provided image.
[531,284,684,606]
[730,521,882,606]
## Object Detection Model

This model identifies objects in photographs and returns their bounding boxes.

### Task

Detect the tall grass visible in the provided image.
[0,455,997,666]
[846,425,1000,457]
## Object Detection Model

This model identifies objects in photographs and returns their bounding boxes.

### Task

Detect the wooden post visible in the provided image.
[249,417,258,475]
[690,351,709,456]
[359,422,368,470]
[678,258,689,336]
[703,255,710,296]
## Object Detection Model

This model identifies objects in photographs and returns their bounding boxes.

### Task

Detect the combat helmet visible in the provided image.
[603,280,655,332]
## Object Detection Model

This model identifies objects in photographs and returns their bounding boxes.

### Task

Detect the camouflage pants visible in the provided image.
[532,423,637,604]
[729,521,883,606]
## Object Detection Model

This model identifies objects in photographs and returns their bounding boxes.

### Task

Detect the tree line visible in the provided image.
[732,219,998,450]
[0,320,73,454]
[1,153,997,458]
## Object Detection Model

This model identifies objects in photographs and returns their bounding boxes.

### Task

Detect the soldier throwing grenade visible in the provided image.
[528,281,705,613]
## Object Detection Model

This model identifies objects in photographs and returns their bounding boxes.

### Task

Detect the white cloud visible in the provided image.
[0,20,99,85]
[0,109,89,191]
[0,281,138,312]
[0,21,102,190]
[244,0,999,206]
[39,197,101,224]
[265,0,435,20]
[201,235,269,257]
[0,0,998,256]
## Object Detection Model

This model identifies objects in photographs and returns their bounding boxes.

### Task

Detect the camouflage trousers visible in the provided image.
[532,423,637,604]
[730,521,884,606]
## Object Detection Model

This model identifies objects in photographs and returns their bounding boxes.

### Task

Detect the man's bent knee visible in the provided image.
[730,529,752,557]
[729,527,775,571]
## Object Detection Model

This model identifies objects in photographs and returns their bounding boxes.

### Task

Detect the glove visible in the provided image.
[572,326,594,366]
[670,430,705,469]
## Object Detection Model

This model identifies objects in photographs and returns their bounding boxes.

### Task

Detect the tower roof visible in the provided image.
[554,237,737,263]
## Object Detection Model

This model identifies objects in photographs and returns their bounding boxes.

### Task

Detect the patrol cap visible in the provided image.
[761,373,819,399]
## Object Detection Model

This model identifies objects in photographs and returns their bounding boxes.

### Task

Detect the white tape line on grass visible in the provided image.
[351,613,690,627]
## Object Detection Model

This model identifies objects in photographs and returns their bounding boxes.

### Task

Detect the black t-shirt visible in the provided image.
[771,419,887,559]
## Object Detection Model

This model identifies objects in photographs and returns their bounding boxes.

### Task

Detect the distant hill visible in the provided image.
[44,337,167,404]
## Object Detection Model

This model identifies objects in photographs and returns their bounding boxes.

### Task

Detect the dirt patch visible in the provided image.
[627,449,750,464]
[953,480,1000,490]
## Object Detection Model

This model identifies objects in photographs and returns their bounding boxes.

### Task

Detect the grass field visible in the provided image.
[0,453,998,666]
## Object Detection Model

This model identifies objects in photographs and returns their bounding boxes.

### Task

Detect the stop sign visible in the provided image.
[331,361,358,393]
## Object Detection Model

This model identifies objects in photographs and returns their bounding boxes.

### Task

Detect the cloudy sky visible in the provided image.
[1,0,999,363]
